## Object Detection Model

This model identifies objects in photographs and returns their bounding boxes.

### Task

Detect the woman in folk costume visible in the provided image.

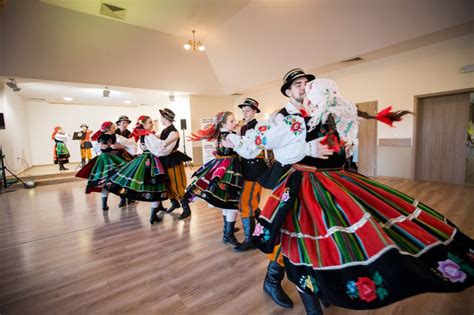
[226,78,473,314]
[156,108,193,219]
[52,126,71,171]
[186,111,243,246]
[106,115,169,224]
[79,123,93,167]
[234,98,268,252]
[75,121,128,211]
[114,115,138,207]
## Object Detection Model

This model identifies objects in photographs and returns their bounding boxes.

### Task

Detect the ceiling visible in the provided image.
[41,0,250,38]
[1,0,473,95]
[1,77,185,107]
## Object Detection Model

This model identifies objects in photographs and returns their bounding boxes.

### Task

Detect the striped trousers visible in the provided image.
[166,163,187,200]
[238,180,262,218]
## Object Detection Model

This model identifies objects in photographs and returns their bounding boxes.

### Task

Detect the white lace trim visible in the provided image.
[283,228,457,271]
[280,212,372,240]
[382,207,422,228]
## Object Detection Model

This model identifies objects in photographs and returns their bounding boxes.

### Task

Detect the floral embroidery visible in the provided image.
[284,117,303,136]
[281,188,290,203]
[437,259,467,283]
[218,182,227,190]
[299,275,319,293]
[145,193,152,200]
[119,188,126,194]
[346,281,358,299]
[346,271,388,302]
[263,228,271,242]
[145,159,151,167]
[356,277,377,302]
[253,223,264,236]
[258,125,268,132]
[255,136,262,146]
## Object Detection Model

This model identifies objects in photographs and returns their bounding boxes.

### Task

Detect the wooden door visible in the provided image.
[415,93,470,184]
[357,101,378,177]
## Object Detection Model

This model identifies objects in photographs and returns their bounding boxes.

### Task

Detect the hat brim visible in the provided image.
[280,73,316,96]
[238,104,261,113]
[116,119,131,124]
[159,109,176,122]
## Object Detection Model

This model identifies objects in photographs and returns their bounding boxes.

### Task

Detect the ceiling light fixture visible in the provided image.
[184,30,205,52]
[6,78,21,92]
[103,87,110,97]
[123,100,132,104]
[63,97,73,101]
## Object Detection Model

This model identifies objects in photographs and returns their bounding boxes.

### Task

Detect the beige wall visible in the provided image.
[189,95,234,165]
[232,34,474,178]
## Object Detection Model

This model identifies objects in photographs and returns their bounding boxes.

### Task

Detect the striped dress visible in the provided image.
[229,112,474,310]
[186,130,243,209]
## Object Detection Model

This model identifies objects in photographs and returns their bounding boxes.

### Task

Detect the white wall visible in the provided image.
[232,34,474,178]
[0,83,33,173]
[26,95,192,165]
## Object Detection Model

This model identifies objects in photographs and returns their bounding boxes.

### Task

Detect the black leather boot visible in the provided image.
[166,199,181,213]
[102,196,109,211]
[298,290,323,315]
[118,196,127,208]
[263,261,293,308]
[81,158,86,167]
[59,162,68,171]
[127,199,136,205]
[149,207,164,224]
[223,220,241,246]
[234,217,256,252]
[179,198,191,219]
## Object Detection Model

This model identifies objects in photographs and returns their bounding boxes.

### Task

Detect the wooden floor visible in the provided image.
[0,177,473,314]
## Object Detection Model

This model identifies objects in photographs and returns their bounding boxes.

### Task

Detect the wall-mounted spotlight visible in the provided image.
[103,87,110,97]
[169,92,175,102]
[6,78,21,92]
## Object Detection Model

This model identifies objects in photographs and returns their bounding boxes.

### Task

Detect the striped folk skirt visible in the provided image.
[75,153,126,193]
[253,164,474,309]
[186,156,243,209]
[105,151,168,202]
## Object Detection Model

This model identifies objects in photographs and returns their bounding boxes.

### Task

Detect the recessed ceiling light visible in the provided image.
[123,100,132,104]
[63,97,73,101]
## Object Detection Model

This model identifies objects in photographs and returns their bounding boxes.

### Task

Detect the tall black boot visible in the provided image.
[263,261,293,308]
[102,196,109,211]
[59,162,67,171]
[179,198,191,219]
[118,196,127,208]
[297,290,323,315]
[81,158,86,167]
[223,220,241,246]
[166,199,181,213]
[234,217,256,252]
[149,207,163,224]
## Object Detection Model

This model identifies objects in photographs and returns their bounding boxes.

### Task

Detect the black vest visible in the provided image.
[115,128,132,139]
[160,125,180,151]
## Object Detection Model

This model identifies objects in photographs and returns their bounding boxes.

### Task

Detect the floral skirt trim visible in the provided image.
[252,166,473,309]
[186,157,243,209]
[105,151,168,202]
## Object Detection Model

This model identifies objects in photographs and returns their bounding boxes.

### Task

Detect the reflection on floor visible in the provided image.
[0,177,473,314]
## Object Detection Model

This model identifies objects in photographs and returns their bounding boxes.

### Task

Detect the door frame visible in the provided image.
[411,87,474,181]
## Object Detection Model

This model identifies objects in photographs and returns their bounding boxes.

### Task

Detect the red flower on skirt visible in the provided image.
[356,277,377,302]
[255,136,262,146]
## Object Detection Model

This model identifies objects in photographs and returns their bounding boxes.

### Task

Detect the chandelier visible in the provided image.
[184,30,205,51]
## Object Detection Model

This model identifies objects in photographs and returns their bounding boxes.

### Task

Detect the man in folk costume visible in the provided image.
[114,115,137,207]
[79,123,93,167]
[234,98,268,252]
[115,115,132,139]
[158,108,193,219]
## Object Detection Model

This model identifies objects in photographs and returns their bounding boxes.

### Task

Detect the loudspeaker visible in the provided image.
[180,119,187,130]
[0,114,5,130]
